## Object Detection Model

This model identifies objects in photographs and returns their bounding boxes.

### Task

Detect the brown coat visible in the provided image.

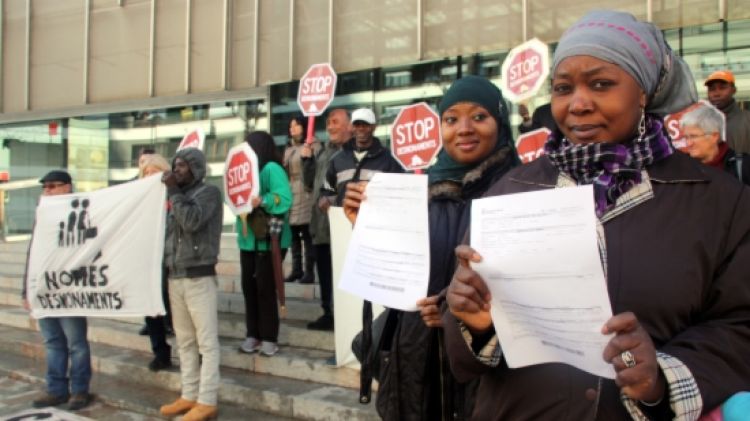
[444,152,750,420]
[283,141,319,226]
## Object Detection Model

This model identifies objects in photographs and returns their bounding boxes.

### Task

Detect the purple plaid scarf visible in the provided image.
[544,115,673,217]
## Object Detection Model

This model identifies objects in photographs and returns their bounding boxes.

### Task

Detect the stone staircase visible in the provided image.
[0,237,377,420]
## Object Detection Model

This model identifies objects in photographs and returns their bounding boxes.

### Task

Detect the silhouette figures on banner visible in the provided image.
[58,198,97,248]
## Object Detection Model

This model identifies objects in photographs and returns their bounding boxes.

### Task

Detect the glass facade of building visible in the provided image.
[1,1,749,237]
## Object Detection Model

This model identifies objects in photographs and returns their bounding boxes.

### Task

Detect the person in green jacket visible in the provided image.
[236,131,292,357]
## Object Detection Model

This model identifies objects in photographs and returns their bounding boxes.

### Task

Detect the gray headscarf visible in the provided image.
[552,10,697,116]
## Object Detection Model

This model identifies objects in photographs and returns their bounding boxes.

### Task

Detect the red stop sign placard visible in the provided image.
[297,63,338,117]
[223,143,259,215]
[516,127,551,164]
[390,103,442,171]
[501,38,550,103]
[177,127,205,151]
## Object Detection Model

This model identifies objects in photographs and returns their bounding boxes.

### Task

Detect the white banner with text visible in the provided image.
[27,175,167,319]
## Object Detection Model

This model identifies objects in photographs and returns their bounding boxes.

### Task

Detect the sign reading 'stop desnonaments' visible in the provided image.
[297,63,338,117]
[501,38,550,103]
[390,102,442,171]
[223,142,260,216]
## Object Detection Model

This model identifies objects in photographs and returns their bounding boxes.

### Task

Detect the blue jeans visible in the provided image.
[38,317,92,397]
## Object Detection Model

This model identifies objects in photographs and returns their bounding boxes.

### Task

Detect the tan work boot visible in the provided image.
[182,403,218,421]
[159,397,196,417]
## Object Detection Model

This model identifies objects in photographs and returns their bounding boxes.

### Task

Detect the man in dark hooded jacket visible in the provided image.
[159,148,223,421]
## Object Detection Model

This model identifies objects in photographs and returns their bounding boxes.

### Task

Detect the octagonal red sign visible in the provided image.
[223,143,259,215]
[177,127,205,151]
[390,102,442,171]
[501,38,550,103]
[297,63,338,117]
[516,127,551,164]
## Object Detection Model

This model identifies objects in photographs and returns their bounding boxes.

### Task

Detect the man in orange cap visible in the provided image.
[705,70,750,154]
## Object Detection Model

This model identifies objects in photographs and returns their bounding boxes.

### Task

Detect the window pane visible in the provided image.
[294,0,330,79]
[653,0,720,30]
[30,0,85,109]
[89,0,150,102]
[191,0,224,92]
[258,0,291,85]
[3,0,28,112]
[0,121,64,234]
[155,0,187,96]
[424,0,523,58]
[333,0,418,73]
[529,0,646,43]
[230,0,256,89]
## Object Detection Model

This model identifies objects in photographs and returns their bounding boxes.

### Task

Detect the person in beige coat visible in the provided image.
[283,116,318,284]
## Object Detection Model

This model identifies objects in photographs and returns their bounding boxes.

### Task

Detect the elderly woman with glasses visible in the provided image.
[681,104,750,184]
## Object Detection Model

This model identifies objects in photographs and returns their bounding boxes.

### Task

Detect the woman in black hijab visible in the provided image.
[345,75,518,420]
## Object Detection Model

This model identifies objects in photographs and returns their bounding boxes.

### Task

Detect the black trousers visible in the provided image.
[289,224,314,276]
[145,266,171,361]
[240,249,287,342]
[315,244,333,315]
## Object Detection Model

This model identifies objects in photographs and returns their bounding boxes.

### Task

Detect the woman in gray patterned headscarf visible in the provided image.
[443,10,750,421]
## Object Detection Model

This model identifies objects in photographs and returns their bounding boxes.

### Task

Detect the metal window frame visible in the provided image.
[185,0,192,93]
[24,0,30,110]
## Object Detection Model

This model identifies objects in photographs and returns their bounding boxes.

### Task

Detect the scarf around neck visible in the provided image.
[544,114,673,217]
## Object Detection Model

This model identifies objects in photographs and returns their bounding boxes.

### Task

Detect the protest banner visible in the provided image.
[26,175,167,318]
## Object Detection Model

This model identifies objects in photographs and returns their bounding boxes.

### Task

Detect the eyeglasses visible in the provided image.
[684,133,710,141]
[42,182,67,189]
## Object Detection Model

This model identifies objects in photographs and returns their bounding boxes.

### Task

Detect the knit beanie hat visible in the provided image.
[439,75,506,126]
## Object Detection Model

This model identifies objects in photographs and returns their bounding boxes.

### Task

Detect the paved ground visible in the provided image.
[0,375,160,421]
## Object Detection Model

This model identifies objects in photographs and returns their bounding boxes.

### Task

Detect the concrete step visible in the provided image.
[0,324,378,420]
[0,239,30,253]
[216,275,321,300]
[0,302,334,350]
[0,351,291,420]
[0,274,20,289]
[0,286,22,307]
[0,271,322,301]
[0,252,27,265]
[0,280,326,319]
[0,237,242,254]
[0,262,25,276]
[0,305,348,389]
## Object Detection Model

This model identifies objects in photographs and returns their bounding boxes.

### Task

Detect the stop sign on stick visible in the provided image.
[223,143,260,215]
[501,38,550,103]
[297,63,337,117]
[177,127,205,151]
[516,127,551,164]
[390,103,442,171]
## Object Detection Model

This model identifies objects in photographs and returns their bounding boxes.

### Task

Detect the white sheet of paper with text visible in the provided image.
[339,173,429,311]
[471,185,615,379]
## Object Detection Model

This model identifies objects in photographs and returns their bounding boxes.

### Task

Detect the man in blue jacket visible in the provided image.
[159,148,223,421]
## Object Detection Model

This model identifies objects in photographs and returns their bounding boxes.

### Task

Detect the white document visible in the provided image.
[339,173,429,311]
[471,185,615,379]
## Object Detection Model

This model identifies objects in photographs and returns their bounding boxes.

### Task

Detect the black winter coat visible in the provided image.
[375,147,516,421]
